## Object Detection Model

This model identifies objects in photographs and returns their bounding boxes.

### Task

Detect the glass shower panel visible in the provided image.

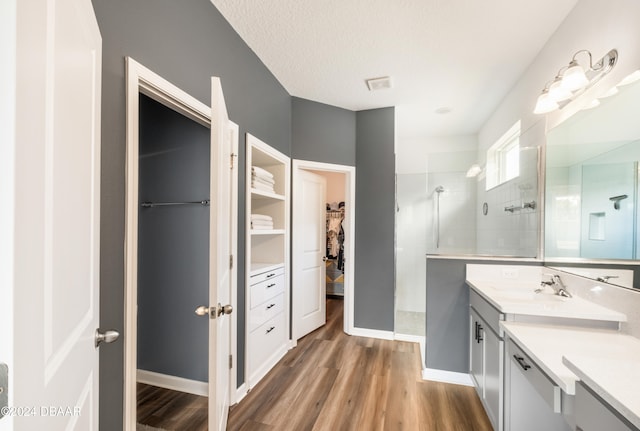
[581,162,637,259]
[395,173,427,336]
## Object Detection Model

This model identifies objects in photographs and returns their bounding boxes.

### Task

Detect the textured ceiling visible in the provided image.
[211,0,579,138]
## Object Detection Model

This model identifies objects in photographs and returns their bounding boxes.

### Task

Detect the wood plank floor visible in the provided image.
[137,382,208,430]
[228,298,493,431]
[136,298,493,430]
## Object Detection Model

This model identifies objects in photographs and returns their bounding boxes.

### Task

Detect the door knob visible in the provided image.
[95,329,120,348]
[218,303,233,317]
[195,305,216,318]
[322,256,328,262]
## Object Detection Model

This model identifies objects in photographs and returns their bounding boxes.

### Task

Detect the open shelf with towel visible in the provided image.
[245,133,291,390]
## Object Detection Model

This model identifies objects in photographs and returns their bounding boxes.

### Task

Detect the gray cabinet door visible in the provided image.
[575,382,638,431]
[470,309,484,393]
[484,326,501,429]
[506,341,571,431]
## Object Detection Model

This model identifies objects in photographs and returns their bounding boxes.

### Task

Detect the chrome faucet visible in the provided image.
[540,274,572,298]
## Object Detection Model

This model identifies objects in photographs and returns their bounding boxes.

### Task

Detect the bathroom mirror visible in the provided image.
[544,70,640,287]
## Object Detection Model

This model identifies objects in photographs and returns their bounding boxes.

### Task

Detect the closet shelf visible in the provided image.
[251,188,285,201]
[251,229,285,235]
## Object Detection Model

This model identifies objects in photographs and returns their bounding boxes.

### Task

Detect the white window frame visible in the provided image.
[486,120,521,190]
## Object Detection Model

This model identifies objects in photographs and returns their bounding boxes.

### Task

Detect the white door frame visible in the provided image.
[124,58,223,430]
[228,121,240,405]
[292,160,356,335]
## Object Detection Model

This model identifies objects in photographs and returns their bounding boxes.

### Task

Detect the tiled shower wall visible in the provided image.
[475,146,539,257]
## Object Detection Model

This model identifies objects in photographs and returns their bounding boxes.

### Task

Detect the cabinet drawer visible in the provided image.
[249,293,285,332]
[249,311,286,373]
[575,382,637,431]
[250,274,285,309]
[508,339,562,413]
[249,266,285,285]
[470,289,503,336]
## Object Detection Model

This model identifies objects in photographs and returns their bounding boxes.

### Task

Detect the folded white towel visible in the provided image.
[251,222,274,230]
[252,220,272,227]
[251,166,274,179]
[251,214,273,222]
[251,174,276,185]
[252,182,275,193]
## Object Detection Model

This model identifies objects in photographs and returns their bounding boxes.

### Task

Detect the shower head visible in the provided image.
[435,186,445,193]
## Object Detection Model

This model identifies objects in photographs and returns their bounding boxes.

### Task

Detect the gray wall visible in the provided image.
[354,108,396,331]
[137,94,209,382]
[92,0,291,428]
[425,257,542,373]
[93,1,400,426]
[291,97,356,166]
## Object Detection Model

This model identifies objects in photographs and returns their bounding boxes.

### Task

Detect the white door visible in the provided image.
[10,0,102,429]
[292,170,327,339]
[209,77,233,431]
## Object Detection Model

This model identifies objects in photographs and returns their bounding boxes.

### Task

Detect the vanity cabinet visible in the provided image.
[575,382,639,431]
[505,339,571,431]
[470,290,503,430]
[245,133,291,389]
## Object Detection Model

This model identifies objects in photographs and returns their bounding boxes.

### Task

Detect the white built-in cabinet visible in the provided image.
[245,133,291,389]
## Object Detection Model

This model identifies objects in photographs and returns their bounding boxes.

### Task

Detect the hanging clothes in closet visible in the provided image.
[326,201,345,296]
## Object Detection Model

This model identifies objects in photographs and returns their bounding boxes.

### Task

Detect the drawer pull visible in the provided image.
[513,354,531,371]
[266,326,276,334]
[267,283,276,288]
[266,273,276,278]
[266,303,276,309]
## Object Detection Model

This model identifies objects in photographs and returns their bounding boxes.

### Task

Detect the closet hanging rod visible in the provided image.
[141,200,210,208]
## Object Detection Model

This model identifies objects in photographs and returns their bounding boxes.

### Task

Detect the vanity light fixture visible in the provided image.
[533,49,618,114]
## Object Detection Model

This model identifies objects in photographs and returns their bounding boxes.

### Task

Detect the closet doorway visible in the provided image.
[292,160,355,339]
[124,59,238,431]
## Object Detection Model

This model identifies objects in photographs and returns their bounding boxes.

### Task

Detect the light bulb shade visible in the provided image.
[548,78,572,102]
[561,62,589,91]
[534,91,559,114]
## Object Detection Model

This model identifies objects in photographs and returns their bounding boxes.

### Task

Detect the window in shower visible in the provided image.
[486,120,521,189]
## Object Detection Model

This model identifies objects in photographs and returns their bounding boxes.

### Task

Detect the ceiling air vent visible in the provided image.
[365,76,392,91]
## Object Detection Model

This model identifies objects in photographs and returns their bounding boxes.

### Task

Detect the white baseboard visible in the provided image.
[351,327,394,340]
[234,383,248,405]
[137,369,208,396]
[394,333,423,343]
[422,368,474,387]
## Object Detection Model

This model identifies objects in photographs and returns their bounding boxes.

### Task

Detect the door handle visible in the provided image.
[95,329,120,348]
[322,256,328,262]
[195,305,216,319]
[218,303,233,317]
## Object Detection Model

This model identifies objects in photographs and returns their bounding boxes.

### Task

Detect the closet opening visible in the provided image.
[135,93,210,430]
[292,160,356,339]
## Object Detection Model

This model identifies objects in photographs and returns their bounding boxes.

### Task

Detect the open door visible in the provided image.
[292,170,327,339]
[9,0,103,429]
[208,77,234,431]
[125,62,235,431]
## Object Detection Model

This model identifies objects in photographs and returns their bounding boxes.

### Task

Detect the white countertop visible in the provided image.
[502,321,640,428]
[467,278,627,322]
